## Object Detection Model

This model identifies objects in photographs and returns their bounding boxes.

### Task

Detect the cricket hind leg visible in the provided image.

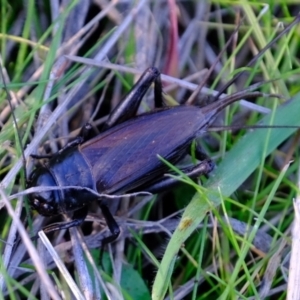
[140,143,214,194]
[145,159,215,194]
[59,68,163,149]
[102,67,163,131]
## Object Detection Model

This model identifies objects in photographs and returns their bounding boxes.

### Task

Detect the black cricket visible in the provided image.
[27,66,274,245]
[28,67,219,244]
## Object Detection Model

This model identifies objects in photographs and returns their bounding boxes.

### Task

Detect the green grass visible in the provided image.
[1,1,300,299]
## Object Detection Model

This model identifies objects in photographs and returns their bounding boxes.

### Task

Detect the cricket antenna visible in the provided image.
[194,14,300,125]
[186,15,246,105]
[208,124,300,132]
[214,14,300,100]
[0,60,28,180]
